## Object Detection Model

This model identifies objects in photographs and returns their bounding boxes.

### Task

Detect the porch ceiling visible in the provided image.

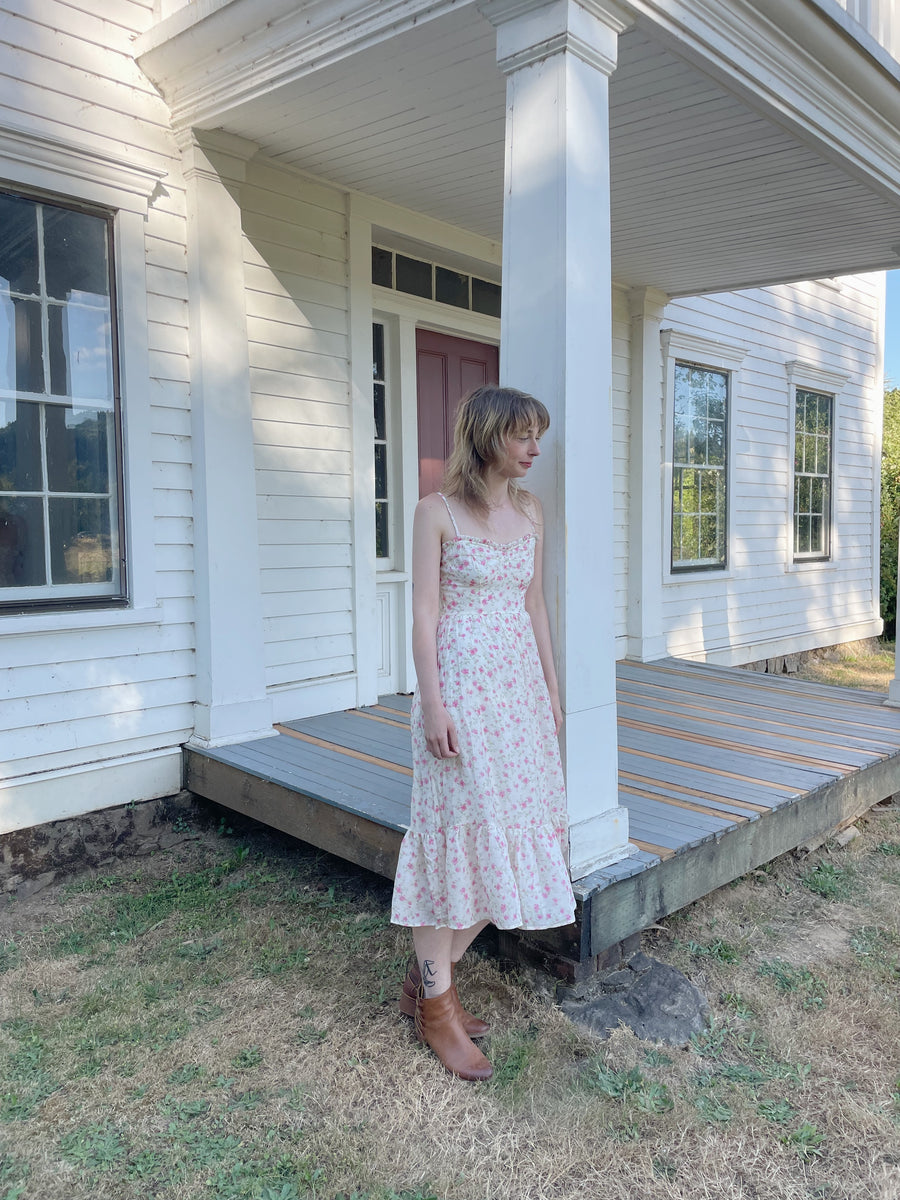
[139,2,900,296]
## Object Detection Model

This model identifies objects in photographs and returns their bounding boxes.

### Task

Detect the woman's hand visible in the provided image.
[550,692,564,736]
[422,703,460,759]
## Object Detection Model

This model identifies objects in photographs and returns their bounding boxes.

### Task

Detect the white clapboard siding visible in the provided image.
[2,1,196,815]
[658,275,882,661]
[242,157,353,694]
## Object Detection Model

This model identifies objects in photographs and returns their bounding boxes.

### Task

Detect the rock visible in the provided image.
[561,954,710,1045]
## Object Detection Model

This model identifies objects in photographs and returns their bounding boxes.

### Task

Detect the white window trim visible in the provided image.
[661,329,747,584]
[0,126,165,628]
[785,359,849,573]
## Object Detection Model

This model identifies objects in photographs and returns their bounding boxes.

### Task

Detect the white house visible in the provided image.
[1,0,898,880]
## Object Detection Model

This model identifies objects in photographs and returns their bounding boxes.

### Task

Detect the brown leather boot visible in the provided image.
[414,986,493,1081]
[398,961,490,1036]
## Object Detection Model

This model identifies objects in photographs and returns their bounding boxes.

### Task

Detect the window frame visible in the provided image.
[785,360,848,572]
[0,187,127,610]
[0,126,163,628]
[661,329,747,582]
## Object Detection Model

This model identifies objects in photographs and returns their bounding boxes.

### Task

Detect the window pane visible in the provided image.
[48,301,114,403]
[374,443,387,499]
[13,298,44,393]
[810,515,823,554]
[373,383,386,441]
[43,207,110,302]
[435,267,469,309]
[395,255,432,299]
[49,497,112,584]
[372,323,384,381]
[375,501,389,559]
[471,277,501,318]
[0,399,42,490]
[0,495,45,586]
[0,194,39,295]
[46,405,111,494]
[371,247,392,289]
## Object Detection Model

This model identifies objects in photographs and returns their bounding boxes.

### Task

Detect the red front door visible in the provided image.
[415,330,499,498]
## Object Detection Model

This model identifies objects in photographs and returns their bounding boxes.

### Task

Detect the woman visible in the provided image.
[390,385,576,1082]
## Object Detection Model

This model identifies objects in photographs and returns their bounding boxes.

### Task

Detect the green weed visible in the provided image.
[875,841,900,856]
[782,1122,825,1160]
[757,1098,797,1124]
[686,938,742,963]
[758,959,827,1009]
[720,990,755,1019]
[58,1121,128,1170]
[584,1062,673,1113]
[800,861,853,900]
[0,943,19,975]
[231,1046,263,1071]
[694,1092,733,1123]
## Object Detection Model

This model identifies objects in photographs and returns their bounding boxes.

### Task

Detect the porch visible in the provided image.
[184,658,900,979]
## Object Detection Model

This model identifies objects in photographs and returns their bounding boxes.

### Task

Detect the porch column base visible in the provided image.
[885,678,900,707]
[189,698,277,749]
[568,810,631,880]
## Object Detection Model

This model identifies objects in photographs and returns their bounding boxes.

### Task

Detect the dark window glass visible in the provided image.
[374,443,388,499]
[395,255,432,299]
[372,322,384,380]
[46,406,111,494]
[435,267,469,309]
[0,194,39,295]
[373,383,386,441]
[49,497,112,584]
[372,246,392,289]
[0,401,42,491]
[12,298,44,393]
[0,495,45,586]
[472,277,501,317]
[375,501,388,560]
[43,207,110,302]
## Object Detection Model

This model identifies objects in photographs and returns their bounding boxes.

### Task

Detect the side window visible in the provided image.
[671,361,728,571]
[373,322,390,561]
[793,388,833,561]
[0,189,124,608]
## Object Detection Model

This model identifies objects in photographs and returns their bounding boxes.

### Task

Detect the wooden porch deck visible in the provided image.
[185,659,900,975]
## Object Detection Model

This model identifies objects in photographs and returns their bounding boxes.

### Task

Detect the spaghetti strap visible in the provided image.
[437,492,461,538]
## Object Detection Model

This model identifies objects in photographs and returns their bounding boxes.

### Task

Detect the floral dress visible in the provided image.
[390,494,576,931]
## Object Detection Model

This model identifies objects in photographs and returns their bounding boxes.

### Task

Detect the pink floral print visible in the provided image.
[390,533,576,931]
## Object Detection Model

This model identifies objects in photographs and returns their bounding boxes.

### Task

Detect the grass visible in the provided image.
[793,638,895,692]
[3,798,900,1200]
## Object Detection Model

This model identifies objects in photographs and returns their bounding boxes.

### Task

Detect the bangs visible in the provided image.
[504,394,550,438]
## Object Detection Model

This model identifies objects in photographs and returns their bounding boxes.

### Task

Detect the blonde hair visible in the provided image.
[443,385,550,516]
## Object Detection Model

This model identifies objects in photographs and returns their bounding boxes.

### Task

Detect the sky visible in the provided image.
[887,270,899,390]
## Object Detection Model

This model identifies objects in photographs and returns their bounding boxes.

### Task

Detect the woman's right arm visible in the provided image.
[411,495,459,759]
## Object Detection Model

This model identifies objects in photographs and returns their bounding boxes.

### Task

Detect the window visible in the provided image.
[793,388,832,560]
[671,362,728,570]
[0,190,123,608]
[371,246,501,317]
[373,322,389,560]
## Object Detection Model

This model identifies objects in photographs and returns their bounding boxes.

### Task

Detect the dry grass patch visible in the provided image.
[2,803,900,1199]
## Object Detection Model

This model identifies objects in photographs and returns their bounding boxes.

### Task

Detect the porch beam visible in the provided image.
[481,0,632,879]
[179,130,275,747]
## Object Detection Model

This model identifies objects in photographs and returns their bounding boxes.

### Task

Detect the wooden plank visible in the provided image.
[618,707,876,771]
[199,741,411,829]
[622,791,736,837]
[629,838,676,861]
[185,751,403,880]
[621,661,900,733]
[283,712,414,761]
[589,751,900,954]
[619,727,837,792]
[619,769,769,814]
[377,694,413,714]
[617,667,900,744]
[350,708,410,730]
[620,782,751,824]
[275,724,413,776]
[617,677,900,753]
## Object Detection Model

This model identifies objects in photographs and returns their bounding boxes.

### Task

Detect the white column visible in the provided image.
[179,130,274,746]
[626,286,669,662]
[480,0,632,877]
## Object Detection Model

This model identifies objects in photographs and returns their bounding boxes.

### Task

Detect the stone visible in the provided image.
[560,954,710,1045]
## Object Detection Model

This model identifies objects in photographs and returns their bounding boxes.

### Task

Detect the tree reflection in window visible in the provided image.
[793,389,832,559]
[672,363,728,570]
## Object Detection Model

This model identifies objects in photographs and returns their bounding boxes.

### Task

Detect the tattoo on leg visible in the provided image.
[422,959,437,990]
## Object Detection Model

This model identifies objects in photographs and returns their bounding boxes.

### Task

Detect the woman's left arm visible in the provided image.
[523,495,563,735]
